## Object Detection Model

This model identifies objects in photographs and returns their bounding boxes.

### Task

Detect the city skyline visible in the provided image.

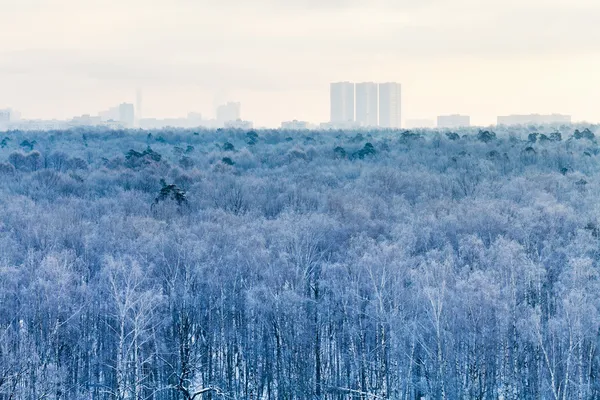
[1,82,594,128]
[1,0,599,127]
[0,82,591,129]
[0,99,578,131]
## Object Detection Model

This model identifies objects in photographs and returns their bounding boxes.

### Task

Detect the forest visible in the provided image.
[1,124,599,400]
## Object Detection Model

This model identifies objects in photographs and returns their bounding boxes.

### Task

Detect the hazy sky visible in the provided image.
[1,0,599,127]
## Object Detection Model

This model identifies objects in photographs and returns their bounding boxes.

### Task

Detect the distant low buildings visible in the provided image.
[139,113,212,130]
[497,114,571,126]
[10,119,70,131]
[225,119,253,130]
[70,114,103,127]
[437,114,470,128]
[0,101,252,131]
[281,120,310,130]
[225,119,254,130]
[139,118,186,130]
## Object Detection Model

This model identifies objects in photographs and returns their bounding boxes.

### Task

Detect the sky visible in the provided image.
[1,0,599,127]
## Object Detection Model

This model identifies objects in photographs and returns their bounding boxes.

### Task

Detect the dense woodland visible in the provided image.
[1,125,600,400]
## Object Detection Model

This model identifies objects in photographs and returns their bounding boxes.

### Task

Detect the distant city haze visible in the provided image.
[1,0,599,127]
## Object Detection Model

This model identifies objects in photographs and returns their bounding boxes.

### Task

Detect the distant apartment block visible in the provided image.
[99,106,120,122]
[330,82,355,124]
[281,120,310,130]
[379,83,402,129]
[98,103,135,128]
[119,103,135,129]
[355,82,378,127]
[187,112,203,127]
[71,114,103,126]
[217,102,241,126]
[497,114,571,126]
[406,119,435,129]
[437,114,470,128]
[225,119,253,130]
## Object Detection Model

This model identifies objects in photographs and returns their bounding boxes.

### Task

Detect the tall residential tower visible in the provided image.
[378,82,402,129]
[118,103,135,129]
[330,82,355,124]
[355,82,378,127]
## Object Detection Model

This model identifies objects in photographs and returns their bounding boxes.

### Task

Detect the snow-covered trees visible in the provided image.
[1,124,600,399]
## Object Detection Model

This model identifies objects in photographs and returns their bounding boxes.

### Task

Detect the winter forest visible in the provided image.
[1,125,600,400]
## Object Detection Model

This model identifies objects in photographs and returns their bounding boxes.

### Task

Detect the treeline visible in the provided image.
[1,125,600,399]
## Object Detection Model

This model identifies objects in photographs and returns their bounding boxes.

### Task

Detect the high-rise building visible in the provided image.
[437,114,470,128]
[497,114,571,126]
[330,82,355,124]
[217,102,241,125]
[118,103,135,128]
[379,82,402,129]
[355,82,378,127]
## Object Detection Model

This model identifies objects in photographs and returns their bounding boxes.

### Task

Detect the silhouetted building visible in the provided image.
[379,82,401,129]
[217,102,241,126]
[497,114,571,126]
[119,103,135,128]
[355,82,378,127]
[330,82,354,124]
[438,114,470,128]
